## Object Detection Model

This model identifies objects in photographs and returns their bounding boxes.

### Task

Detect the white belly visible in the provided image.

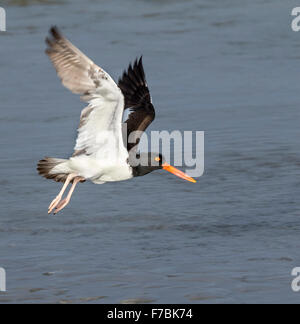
[92,165,133,184]
[66,155,132,184]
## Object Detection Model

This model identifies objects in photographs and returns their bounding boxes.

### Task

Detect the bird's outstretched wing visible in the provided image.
[46,27,127,162]
[118,57,155,152]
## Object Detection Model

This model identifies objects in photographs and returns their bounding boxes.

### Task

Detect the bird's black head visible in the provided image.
[131,153,165,177]
[130,152,196,183]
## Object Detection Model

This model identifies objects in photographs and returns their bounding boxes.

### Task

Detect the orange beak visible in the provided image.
[162,163,197,183]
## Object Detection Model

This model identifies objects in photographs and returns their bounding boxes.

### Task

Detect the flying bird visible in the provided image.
[37,27,196,214]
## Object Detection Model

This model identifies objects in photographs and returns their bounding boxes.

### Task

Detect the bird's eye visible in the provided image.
[155,157,160,162]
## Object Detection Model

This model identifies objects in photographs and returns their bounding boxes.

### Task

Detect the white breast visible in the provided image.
[92,164,133,183]
[65,155,132,184]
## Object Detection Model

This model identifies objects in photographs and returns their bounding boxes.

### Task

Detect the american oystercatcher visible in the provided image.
[37,27,196,214]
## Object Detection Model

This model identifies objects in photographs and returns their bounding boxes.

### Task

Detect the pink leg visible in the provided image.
[48,173,77,214]
[53,176,85,215]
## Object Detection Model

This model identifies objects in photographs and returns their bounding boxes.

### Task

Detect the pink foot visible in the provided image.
[48,195,62,214]
[53,198,70,215]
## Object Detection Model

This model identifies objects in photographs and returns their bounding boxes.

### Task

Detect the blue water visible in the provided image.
[0,0,300,303]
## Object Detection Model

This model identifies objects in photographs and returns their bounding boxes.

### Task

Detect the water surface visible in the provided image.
[0,0,300,304]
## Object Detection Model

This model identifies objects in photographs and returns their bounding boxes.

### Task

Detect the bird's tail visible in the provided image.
[37,157,70,183]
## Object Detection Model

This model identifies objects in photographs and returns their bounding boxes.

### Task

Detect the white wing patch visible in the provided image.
[74,93,128,163]
[46,27,129,167]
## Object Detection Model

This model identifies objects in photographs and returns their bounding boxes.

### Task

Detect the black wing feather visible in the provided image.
[118,57,155,152]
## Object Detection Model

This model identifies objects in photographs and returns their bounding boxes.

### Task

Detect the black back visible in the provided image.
[118,57,155,152]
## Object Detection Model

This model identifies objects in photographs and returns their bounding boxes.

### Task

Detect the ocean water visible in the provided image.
[0,0,300,304]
